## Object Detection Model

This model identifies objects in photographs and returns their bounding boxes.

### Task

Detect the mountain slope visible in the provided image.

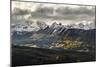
[12,46,96,66]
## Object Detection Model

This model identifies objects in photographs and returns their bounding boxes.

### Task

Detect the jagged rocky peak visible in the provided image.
[52,22,58,26]
[36,20,48,29]
[78,23,85,29]
[51,22,63,29]
[59,22,62,26]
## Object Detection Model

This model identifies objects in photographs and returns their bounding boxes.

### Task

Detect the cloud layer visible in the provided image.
[12,1,95,25]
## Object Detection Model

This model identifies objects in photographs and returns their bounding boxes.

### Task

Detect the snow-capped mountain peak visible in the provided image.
[11,20,48,32]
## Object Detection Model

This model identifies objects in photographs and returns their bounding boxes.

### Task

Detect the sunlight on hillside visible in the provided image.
[52,36,82,49]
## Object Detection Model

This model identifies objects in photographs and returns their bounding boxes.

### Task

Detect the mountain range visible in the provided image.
[11,20,95,32]
[11,21,96,51]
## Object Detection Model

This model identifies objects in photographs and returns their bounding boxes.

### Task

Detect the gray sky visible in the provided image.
[12,1,95,25]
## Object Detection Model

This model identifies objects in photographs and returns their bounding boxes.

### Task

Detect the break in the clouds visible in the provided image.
[12,1,95,25]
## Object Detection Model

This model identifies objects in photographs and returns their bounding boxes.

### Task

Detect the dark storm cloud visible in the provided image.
[56,6,95,16]
[12,1,95,21]
[12,7,30,15]
[32,6,53,15]
[30,6,95,21]
[12,1,95,25]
